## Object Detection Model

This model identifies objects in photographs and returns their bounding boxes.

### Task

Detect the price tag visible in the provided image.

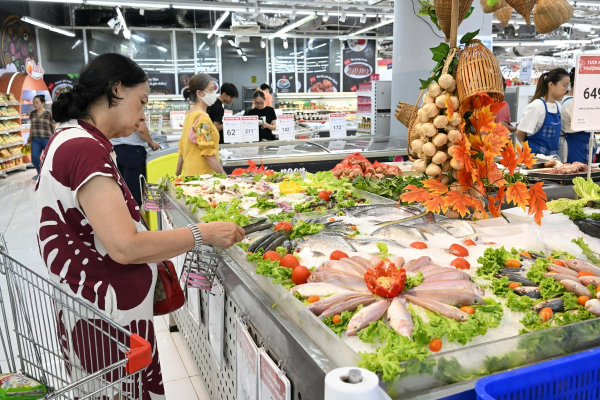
[170,111,186,129]
[258,349,291,400]
[224,109,233,116]
[329,113,347,138]
[571,54,600,132]
[242,116,260,142]
[519,57,533,82]
[240,146,259,158]
[277,114,295,141]
[208,280,225,370]
[187,282,201,326]
[328,140,346,151]
[236,317,259,400]
[223,116,242,144]
[276,145,296,155]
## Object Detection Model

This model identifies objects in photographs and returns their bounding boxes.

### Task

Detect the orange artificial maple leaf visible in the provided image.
[459,92,494,116]
[471,197,489,220]
[423,179,449,195]
[454,135,474,174]
[445,190,474,217]
[490,101,507,115]
[506,182,530,211]
[528,182,548,225]
[457,167,474,189]
[481,132,510,159]
[495,184,506,205]
[517,142,537,169]
[400,185,432,204]
[487,195,503,218]
[468,133,484,153]
[500,141,518,175]
[471,106,497,134]
[445,95,455,120]
[424,194,449,215]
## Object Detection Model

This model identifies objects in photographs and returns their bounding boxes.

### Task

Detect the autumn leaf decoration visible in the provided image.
[401,92,548,225]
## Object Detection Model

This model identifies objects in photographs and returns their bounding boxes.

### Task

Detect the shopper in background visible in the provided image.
[516,68,570,157]
[28,94,55,180]
[562,67,596,164]
[36,54,244,400]
[207,82,239,144]
[176,74,225,176]
[495,80,516,134]
[260,83,274,107]
[245,90,278,141]
[110,121,161,207]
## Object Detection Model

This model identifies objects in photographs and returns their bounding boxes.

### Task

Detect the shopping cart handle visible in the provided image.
[126,334,152,374]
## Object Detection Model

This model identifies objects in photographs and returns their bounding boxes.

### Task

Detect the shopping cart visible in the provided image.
[0,234,152,399]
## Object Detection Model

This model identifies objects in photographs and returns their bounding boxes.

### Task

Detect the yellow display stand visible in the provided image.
[146,152,179,230]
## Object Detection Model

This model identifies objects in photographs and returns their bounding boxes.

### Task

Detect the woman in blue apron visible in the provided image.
[562,68,596,163]
[516,68,570,156]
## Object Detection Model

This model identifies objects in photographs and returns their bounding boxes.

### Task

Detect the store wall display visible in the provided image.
[0,13,37,75]
[147,73,176,95]
[307,73,340,93]
[342,39,376,92]
[44,74,79,101]
[275,73,297,93]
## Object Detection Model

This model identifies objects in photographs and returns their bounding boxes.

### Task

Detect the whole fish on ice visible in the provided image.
[346,300,391,336]
[387,297,414,338]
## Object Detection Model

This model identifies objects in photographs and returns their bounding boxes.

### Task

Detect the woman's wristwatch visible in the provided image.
[188,224,204,250]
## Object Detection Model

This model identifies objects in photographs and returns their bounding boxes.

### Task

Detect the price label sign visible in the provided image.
[328,140,346,151]
[277,114,295,141]
[329,113,347,138]
[572,54,600,132]
[240,146,259,158]
[224,109,233,116]
[242,116,260,142]
[519,57,533,82]
[258,349,291,400]
[223,116,242,144]
[276,145,296,155]
[236,317,259,400]
[170,111,186,129]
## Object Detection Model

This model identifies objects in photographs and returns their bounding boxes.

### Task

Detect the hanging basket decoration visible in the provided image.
[505,0,536,24]
[480,0,507,13]
[435,0,475,41]
[494,5,514,26]
[533,0,574,34]
[406,90,427,161]
[395,101,420,129]
[456,39,504,104]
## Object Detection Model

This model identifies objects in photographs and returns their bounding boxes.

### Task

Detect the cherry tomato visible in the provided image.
[280,254,300,269]
[329,218,335,222]
[520,251,531,258]
[460,306,475,315]
[540,307,553,322]
[505,259,522,268]
[291,266,311,285]
[578,271,595,278]
[463,239,476,246]
[347,192,352,197]
[451,258,470,270]
[578,296,590,306]
[263,251,283,262]
[448,244,469,258]
[332,315,342,324]
[410,242,428,249]
[350,225,358,231]
[274,221,293,231]
[508,282,521,289]
[330,250,349,260]
[307,295,320,304]
[210,203,217,208]
[553,259,565,267]
[429,338,442,352]
[318,190,330,202]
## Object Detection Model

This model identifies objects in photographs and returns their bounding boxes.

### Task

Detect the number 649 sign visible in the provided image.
[571,54,600,132]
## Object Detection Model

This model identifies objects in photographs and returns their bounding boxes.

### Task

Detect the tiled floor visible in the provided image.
[0,168,210,399]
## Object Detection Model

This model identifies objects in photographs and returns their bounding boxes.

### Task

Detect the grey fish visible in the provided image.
[412,223,452,236]
[311,251,326,257]
[346,300,391,336]
[308,293,364,315]
[370,225,427,242]
[437,220,476,238]
[579,276,600,287]
[319,296,377,320]
[404,294,469,322]
[532,298,564,314]
[355,207,418,219]
[387,297,414,338]
[405,288,484,306]
[352,238,406,251]
[296,235,358,254]
[543,273,580,283]
[405,256,434,272]
[424,270,471,282]
[308,271,369,293]
[290,283,354,297]
[514,286,541,299]
[560,280,593,297]
[547,264,579,277]
[494,274,537,287]
[564,259,600,276]
[585,299,600,316]
[411,280,485,297]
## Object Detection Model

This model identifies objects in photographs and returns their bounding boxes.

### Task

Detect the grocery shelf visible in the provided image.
[0,141,23,150]
[0,163,27,177]
[0,115,20,121]
[0,154,23,163]
[0,127,22,134]
[356,92,374,97]
[0,102,19,107]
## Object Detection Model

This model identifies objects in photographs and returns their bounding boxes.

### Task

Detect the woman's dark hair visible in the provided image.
[253,90,266,100]
[260,83,270,92]
[221,83,238,99]
[183,74,213,102]
[569,67,576,87]
[33,95,46,103]
[531,68,569,103]
[52,53,147,123]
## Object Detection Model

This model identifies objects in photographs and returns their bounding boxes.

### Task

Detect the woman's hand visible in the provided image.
[198,222,245,248]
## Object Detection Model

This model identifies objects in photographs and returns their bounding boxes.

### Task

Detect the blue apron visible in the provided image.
[562,96,596,164]
[527,99,561,156]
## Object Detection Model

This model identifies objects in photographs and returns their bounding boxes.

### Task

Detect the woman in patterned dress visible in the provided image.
[34,54,245,399]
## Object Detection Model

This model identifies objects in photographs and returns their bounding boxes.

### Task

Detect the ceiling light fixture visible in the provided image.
[132,34,145,42]
[236,48,243,55]
[323,12,330,22]
[261,39,266,48]
[217,37,223,47]
[115,6,130,39]
[198,42,206,51]
[208,11,229,39]
[234,36,241,46]
[71,39,82,49]
[283,38,289,49]
[89,51,99,56]
[360,14,367,24]
[228,39,236,46]
[349,17,394,36]
[156,46,168,52]
[171,3,254,12]
[290,6,297,20]
[21,16,76,37]
[339,13,347,22]
[242,55,248,61]
[273,13,317,37]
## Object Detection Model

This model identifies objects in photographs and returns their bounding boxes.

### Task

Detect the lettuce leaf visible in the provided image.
[405,272,424,290]
[476,246,520,277]
[289,221,325,239]
[323,305,363,337]
[506,291,537,312]
[562,292,579,311]
[572,237,600,265]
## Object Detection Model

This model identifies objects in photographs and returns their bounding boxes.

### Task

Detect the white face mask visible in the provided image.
[200,91,218,107]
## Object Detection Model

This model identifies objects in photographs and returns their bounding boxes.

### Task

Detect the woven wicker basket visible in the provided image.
[506,0,536,24]
[456,39,504,104]
[396,101,419,128]
[435,0,475,41]
[480,0,507,13]
[494,5,513,27]
[533,0,573,34]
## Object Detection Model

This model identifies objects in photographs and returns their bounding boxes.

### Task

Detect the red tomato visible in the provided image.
[429,338,442,352]
[332,315,342,324]
[451,258,470,270]
[463,239,476,246]
[460,306,475,315]
[292,266,311,285]
[274,221,293,231]
[578,296,590,306]
[410,242,428,249]
[280,254,300,269]
[318,190,330,202]
[330,250,349,260]
[210,203,217,208]
[448,244,469,257]
[539,307,553,322]
[263,251,283,262]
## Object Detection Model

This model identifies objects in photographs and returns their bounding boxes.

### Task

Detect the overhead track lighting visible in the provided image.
[236,48,243,55]
[283,38,289,49]
[242,55,248,61]
[228,39,236,47]
[198,42,206,51]
[322,12,330,22]
[261,39,266,48]
[272,13,317,37]
[21,16,76,37]
[360,14,367,24]
[156,46,168,52]
[115,6,130,39]
[89,51,99,56]
[339,13,347,23]
[208,11,229,39]
[217,37,223,47]
[132,34,145,42]
[71,39,82,49]
[349,17,394,36]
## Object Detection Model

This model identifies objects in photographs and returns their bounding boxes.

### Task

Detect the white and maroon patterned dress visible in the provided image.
[34,120,165,399]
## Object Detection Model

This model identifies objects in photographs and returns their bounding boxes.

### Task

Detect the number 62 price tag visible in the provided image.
[223,116,241,144]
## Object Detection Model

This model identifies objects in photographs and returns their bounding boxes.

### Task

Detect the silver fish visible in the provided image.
[290,283,354,298]
[423,270,472,282]
[514,286,541,299]
[344,204,399,217]
[319,296,377,320]
[437,220,476,238]
[308,293,364,315]
[387,297,414,338]
[356,207,418,219]
[308,271,369,293]
[370,225,427,242]
[346,299,391,336]
[411,280,485,297]
[296,235,358,254]
[564,259,600,276]
[560,280,593,297]
[412,223,451,237]
[543,273,580,283]
[405,288,484,306]
[547,264,579,277]
[405,256,434,272]
[532,298,564,314]
[584,299,600,316]
[579,276,600,287]
[404,294,469,322]
[352,238,407,251]
[422,267,460,278]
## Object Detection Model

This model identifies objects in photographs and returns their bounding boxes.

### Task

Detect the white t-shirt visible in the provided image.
[519,99,561,136]
[110,131,146,147]
[561,96,575,134]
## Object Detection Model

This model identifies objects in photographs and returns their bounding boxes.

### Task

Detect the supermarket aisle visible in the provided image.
[0,169,209,400]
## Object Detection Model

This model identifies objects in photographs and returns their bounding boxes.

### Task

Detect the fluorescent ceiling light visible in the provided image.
[273,13,317,37]
[87,1,169,7]
[283,38,289,49]
[198,42,206,51]
[115,6,130,39]
[89,51,99,56]
[242,55,248,61]
[360,14,367,24]
[132,34,145,42]
[71,39,82,49]
[156,46,168,52]
[172,4,254,12]
[228,39,236,46]
[236,48,243,55]
[311,43,327,50]
[21,16,76,37]
[494,39,592,46]
[349,17,394,36]
[261,39,266,48]
[217,37,223,47]
[208,11,229,39]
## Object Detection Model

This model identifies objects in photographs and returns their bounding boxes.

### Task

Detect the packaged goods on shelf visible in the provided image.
[0,134,22,146]
[0,120,20,132]
[0,107,19,117]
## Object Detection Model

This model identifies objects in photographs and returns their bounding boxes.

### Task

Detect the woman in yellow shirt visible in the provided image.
[176,74,225,176]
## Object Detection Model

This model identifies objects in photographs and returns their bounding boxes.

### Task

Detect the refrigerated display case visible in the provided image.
[357,81,392,136]
[144,95,190,136]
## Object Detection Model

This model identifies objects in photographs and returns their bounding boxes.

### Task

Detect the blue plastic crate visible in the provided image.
[475,347,600,400]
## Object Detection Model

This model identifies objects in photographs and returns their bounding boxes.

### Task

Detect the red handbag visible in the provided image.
[153,260,185,316]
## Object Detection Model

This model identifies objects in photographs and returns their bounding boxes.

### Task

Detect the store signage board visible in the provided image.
[328,140,346,151]
[258,349,291,400]
[277,115,295,141]
[242,116,260,142]
[236,317,259,400]
[571,54,600,132]
[25,58,44,80]
[276,145,296,155]
[170,111,186,130]
[223,116,242,143]
[519,57,533,82]
[329,113,347,138]
[208,279,225,370]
